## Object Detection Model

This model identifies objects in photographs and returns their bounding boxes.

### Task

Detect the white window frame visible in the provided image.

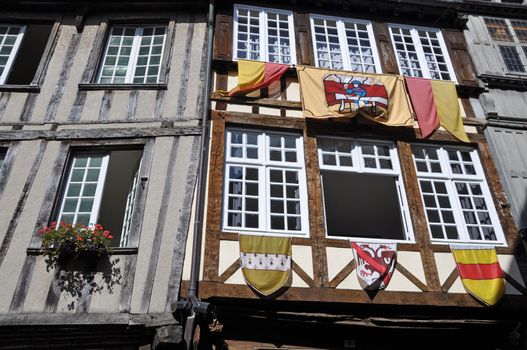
[57,153,110,227]
[413,145,506,246]
[309,14,382,73]
[483,17,527,75]
[0,25,26,85]
[223,128,308,237]
[97,25,167,84]
[233,4,297,64]
[317,137,414,243]
[388,24,457,82]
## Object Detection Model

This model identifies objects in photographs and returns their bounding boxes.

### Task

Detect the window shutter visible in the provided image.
[442,29,478,86]
[294,12,314,66]
[371,21,398,74]
[213,10,233,61]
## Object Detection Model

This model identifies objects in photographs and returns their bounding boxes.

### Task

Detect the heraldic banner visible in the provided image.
[297,65,413,126]
[451,244,504,306]
[239,234,292,296]
[351,241,397,291]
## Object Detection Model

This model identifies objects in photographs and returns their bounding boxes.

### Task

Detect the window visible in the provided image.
[233,5,296,64]
[318,138,413,241]
[223,129,308,235]
[98,25,167,84]
[484,17,527,73]
[0,24,53,85]
[56,149,143,247]
[412,145,505,244]
[389,25,456,81]
[310,15,381,73]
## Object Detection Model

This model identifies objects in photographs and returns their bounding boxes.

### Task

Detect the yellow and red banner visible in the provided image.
[451,244,504,306]
[228,60,289,96]
[239,234,292,296]
[405,77,469,142]
[297,65,413,126]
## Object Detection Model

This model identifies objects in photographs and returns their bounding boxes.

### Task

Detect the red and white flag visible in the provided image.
[351,242,397,291]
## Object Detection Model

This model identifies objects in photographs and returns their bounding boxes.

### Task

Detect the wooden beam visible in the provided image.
[441,268,459,293]
[0,126,202,141]
[395,263,427,292]
[328,259,356,289]
[198,281,527,309]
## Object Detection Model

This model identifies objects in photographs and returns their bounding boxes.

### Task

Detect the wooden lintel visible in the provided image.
[0,126,201,141]
[198,281,527,310]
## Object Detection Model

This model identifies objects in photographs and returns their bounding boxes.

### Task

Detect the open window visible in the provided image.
[97,25,167,84]
[0,24,53,85]
[55,148,142,247]
[318,138,413,241]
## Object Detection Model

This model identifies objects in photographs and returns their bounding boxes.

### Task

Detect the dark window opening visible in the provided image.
[321,171,406,240]
[6,24,52,85]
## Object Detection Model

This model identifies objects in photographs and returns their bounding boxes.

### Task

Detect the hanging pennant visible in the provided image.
[239,234,292,296]
[405,77,469,142]
[351,241,397,291]
[226,60,289,96]
[450,244,504,306]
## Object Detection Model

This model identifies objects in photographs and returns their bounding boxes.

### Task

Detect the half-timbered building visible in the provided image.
[179,1,527,349]
[0,0,209,348]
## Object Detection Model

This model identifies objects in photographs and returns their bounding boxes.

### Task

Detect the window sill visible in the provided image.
[78,83,168,91]
[0,84,40,93]
[26,247,138,255]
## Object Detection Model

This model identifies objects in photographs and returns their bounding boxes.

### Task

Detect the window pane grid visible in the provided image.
[484,18,514,42]
[99,27,136,84]
[133,26,166,84]
[413,145,503,243]
[224,130,306,235]
[58,155,105,226]
[455,182,497,241]
[312,18,343,69]
[499,45,525,72]
[391,27,423,77]
[226,165,260,229]
[360,143,393,170]
[269,168,301,231]
[418,30,451,80]
[412,146,442,174]
[267,12,292,64]
[98,25,166,84]
[234,6,295,64]
[511,20,527,43]
[0,25,24,83]
[345,22,376,73]
[235,9,261,61]
[318,138,354,168]
[419,179,459,240]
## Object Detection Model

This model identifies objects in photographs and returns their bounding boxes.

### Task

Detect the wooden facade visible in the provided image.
[182,1,527,349]
[0,1,208,348]
[463,5,527,235]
